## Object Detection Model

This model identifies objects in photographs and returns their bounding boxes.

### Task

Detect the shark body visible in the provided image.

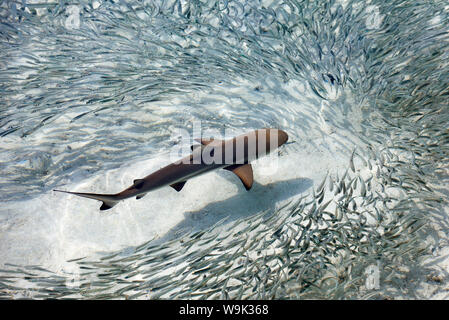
[54,128,288,210]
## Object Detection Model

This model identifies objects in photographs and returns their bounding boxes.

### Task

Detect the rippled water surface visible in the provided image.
[1,0,448,299]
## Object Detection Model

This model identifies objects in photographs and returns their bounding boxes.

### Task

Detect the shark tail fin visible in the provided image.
[54,189,120,211]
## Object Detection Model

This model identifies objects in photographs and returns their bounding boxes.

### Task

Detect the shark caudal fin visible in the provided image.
[54,190,120,211]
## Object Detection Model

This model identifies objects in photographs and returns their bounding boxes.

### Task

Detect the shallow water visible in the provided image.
[0,0,448,299]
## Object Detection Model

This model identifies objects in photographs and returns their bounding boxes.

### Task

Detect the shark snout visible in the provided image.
[260,128,289,151]
[277,129,288,146]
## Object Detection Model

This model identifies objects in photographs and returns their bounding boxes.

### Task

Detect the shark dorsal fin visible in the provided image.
[224,164,254,190]
[133,179,145,189]
[191,144,203,151]
[194,138,221,146]
[170,181,186,192]
[191,142,215,157]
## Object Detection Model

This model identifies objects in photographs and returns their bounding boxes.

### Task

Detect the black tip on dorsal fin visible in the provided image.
[170,181,186,192]
[100,199,119,210]
[100,202,113,210]
[133,179,145,189]
[136,193,147,200]
[191,144,202,151]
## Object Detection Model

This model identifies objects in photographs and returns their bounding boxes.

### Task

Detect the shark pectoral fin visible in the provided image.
[224,163,254,191]
[136,193,147,200]
[133,179,145,189]
[170,181,186,192]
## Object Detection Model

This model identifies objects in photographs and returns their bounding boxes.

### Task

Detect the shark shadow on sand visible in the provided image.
[152,176,313,244]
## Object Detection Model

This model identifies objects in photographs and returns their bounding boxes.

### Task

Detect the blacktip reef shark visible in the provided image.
[54,128,288,210]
